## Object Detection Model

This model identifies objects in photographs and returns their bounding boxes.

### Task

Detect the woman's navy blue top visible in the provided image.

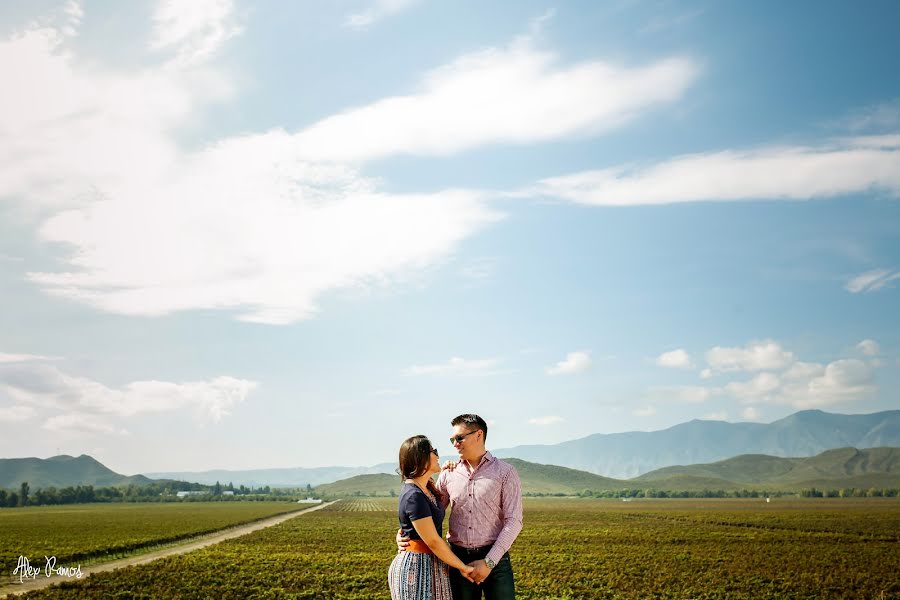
[397,482,445,541]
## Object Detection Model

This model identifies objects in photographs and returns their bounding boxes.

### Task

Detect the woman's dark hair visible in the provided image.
[398,435,441,501]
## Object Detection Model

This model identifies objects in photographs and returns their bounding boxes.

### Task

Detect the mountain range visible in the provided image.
[493,409,900,478]
[314,448,900,496]
[4,410,899,489]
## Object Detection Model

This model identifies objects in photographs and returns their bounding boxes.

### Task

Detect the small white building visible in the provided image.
[176,491,208,498]
[298,497,323,504]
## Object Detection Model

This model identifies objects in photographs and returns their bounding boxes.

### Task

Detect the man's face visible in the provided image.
[451,424,480,459]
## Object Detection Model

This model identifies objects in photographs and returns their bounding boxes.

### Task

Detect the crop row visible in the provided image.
[0,501,307,573]
[10,498,899,599]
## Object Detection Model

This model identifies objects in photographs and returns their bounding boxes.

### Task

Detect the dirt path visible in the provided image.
[1,500,338,597]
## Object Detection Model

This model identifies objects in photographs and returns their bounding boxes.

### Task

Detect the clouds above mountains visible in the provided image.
[2,4,700,325]
[656,339,882,415]
[0,352,256,434]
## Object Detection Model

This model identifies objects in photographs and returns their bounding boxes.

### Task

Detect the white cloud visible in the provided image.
[345,0,419,29]
[724,359,874,409]
[724,372,781,402]
[1,14,502,325]
[0,405,37,423]
[0,361,256,423]
[43,414,130,436]
[845,269,900,293]
[546,351,591,375]
[529,415,564,426]
[741,407,761,421]
[405,357,500,377]
[632,406,656,417]
[151,0,242,66]
[706,340,794,373]
[856,339,880,356]
[783,361,825,380]
[293,39,699,162]
[535,135,900,205]
[699,368,713,380]
[656,348,692,369]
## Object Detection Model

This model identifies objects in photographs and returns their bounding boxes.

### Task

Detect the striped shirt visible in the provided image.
[437,451,523,566]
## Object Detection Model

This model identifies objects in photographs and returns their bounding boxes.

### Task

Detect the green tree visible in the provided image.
[19,482,29,507]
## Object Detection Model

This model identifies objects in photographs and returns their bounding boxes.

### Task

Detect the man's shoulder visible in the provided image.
[486,454,520,479]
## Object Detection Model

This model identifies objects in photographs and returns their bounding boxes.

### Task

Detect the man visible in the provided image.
[397,414,523,599]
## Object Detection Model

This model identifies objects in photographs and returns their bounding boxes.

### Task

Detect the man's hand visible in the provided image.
[459,564,476,583]
[467,559,491,584]
[442,460,458,471]
[395,528,410,552]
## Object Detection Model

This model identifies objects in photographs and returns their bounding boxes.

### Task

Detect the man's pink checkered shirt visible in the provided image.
[437,451,524,566]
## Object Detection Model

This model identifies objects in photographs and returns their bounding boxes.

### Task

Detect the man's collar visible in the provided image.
[463,450,493,471]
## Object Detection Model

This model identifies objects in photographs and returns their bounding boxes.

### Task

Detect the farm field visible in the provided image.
[7,497,900,599]
[0,501,307,575]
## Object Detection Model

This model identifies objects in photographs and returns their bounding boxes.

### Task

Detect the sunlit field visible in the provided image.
[8,498,899,599]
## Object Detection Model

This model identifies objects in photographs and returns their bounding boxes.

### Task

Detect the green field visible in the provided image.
[0,501,306,573]
[6,498,900,599]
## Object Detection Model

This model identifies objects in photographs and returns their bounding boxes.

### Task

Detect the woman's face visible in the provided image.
[427,446,440,474]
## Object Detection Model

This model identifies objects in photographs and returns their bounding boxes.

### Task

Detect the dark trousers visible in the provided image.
[449,543,515,600]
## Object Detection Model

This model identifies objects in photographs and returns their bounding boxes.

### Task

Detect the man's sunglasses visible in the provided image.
[450,430,479,444]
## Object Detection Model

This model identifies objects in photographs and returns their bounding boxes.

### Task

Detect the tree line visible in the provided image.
[0,480,317,507]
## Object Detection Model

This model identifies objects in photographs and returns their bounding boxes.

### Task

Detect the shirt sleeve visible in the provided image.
[436,470,451,509]
[485,464,523,566]
[402,489,433,522]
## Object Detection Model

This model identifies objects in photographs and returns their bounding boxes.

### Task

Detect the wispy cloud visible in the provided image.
[535,135,900,206]
[839,98,900,133]
[0,353,57,363]
[0,405,37,423]
[405,357,501,377]
[151,0,242,66]
[845,268,900,293]
[529,415,564,425]
[856,339,880,356]
[0,360,256,423]
[345,0,419,29]
[3,11,501,325]
[546,351,591,375]
[293,38,699,162]
[43,414,130,436]
[656,348,692,369]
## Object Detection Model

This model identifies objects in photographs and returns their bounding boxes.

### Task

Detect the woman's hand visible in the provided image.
[441,460,458,471]
[459,564,476,581]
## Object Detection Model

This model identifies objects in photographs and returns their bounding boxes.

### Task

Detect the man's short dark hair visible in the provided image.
[451,414,488,442]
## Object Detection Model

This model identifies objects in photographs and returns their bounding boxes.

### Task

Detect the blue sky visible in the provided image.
[1,1,899,475]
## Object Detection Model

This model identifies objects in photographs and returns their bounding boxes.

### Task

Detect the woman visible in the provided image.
[388,435,474,599]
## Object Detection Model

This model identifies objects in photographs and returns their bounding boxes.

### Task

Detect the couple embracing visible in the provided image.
[388,414,523,600]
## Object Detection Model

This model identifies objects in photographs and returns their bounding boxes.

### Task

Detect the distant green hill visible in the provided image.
[635,447,900,490]
[502,458,626,493]
[315,459,630,497]
[316,473,401,497]
[0,455,154,489]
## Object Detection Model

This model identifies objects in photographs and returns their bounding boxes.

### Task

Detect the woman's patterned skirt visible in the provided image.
[388,551,453,600]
